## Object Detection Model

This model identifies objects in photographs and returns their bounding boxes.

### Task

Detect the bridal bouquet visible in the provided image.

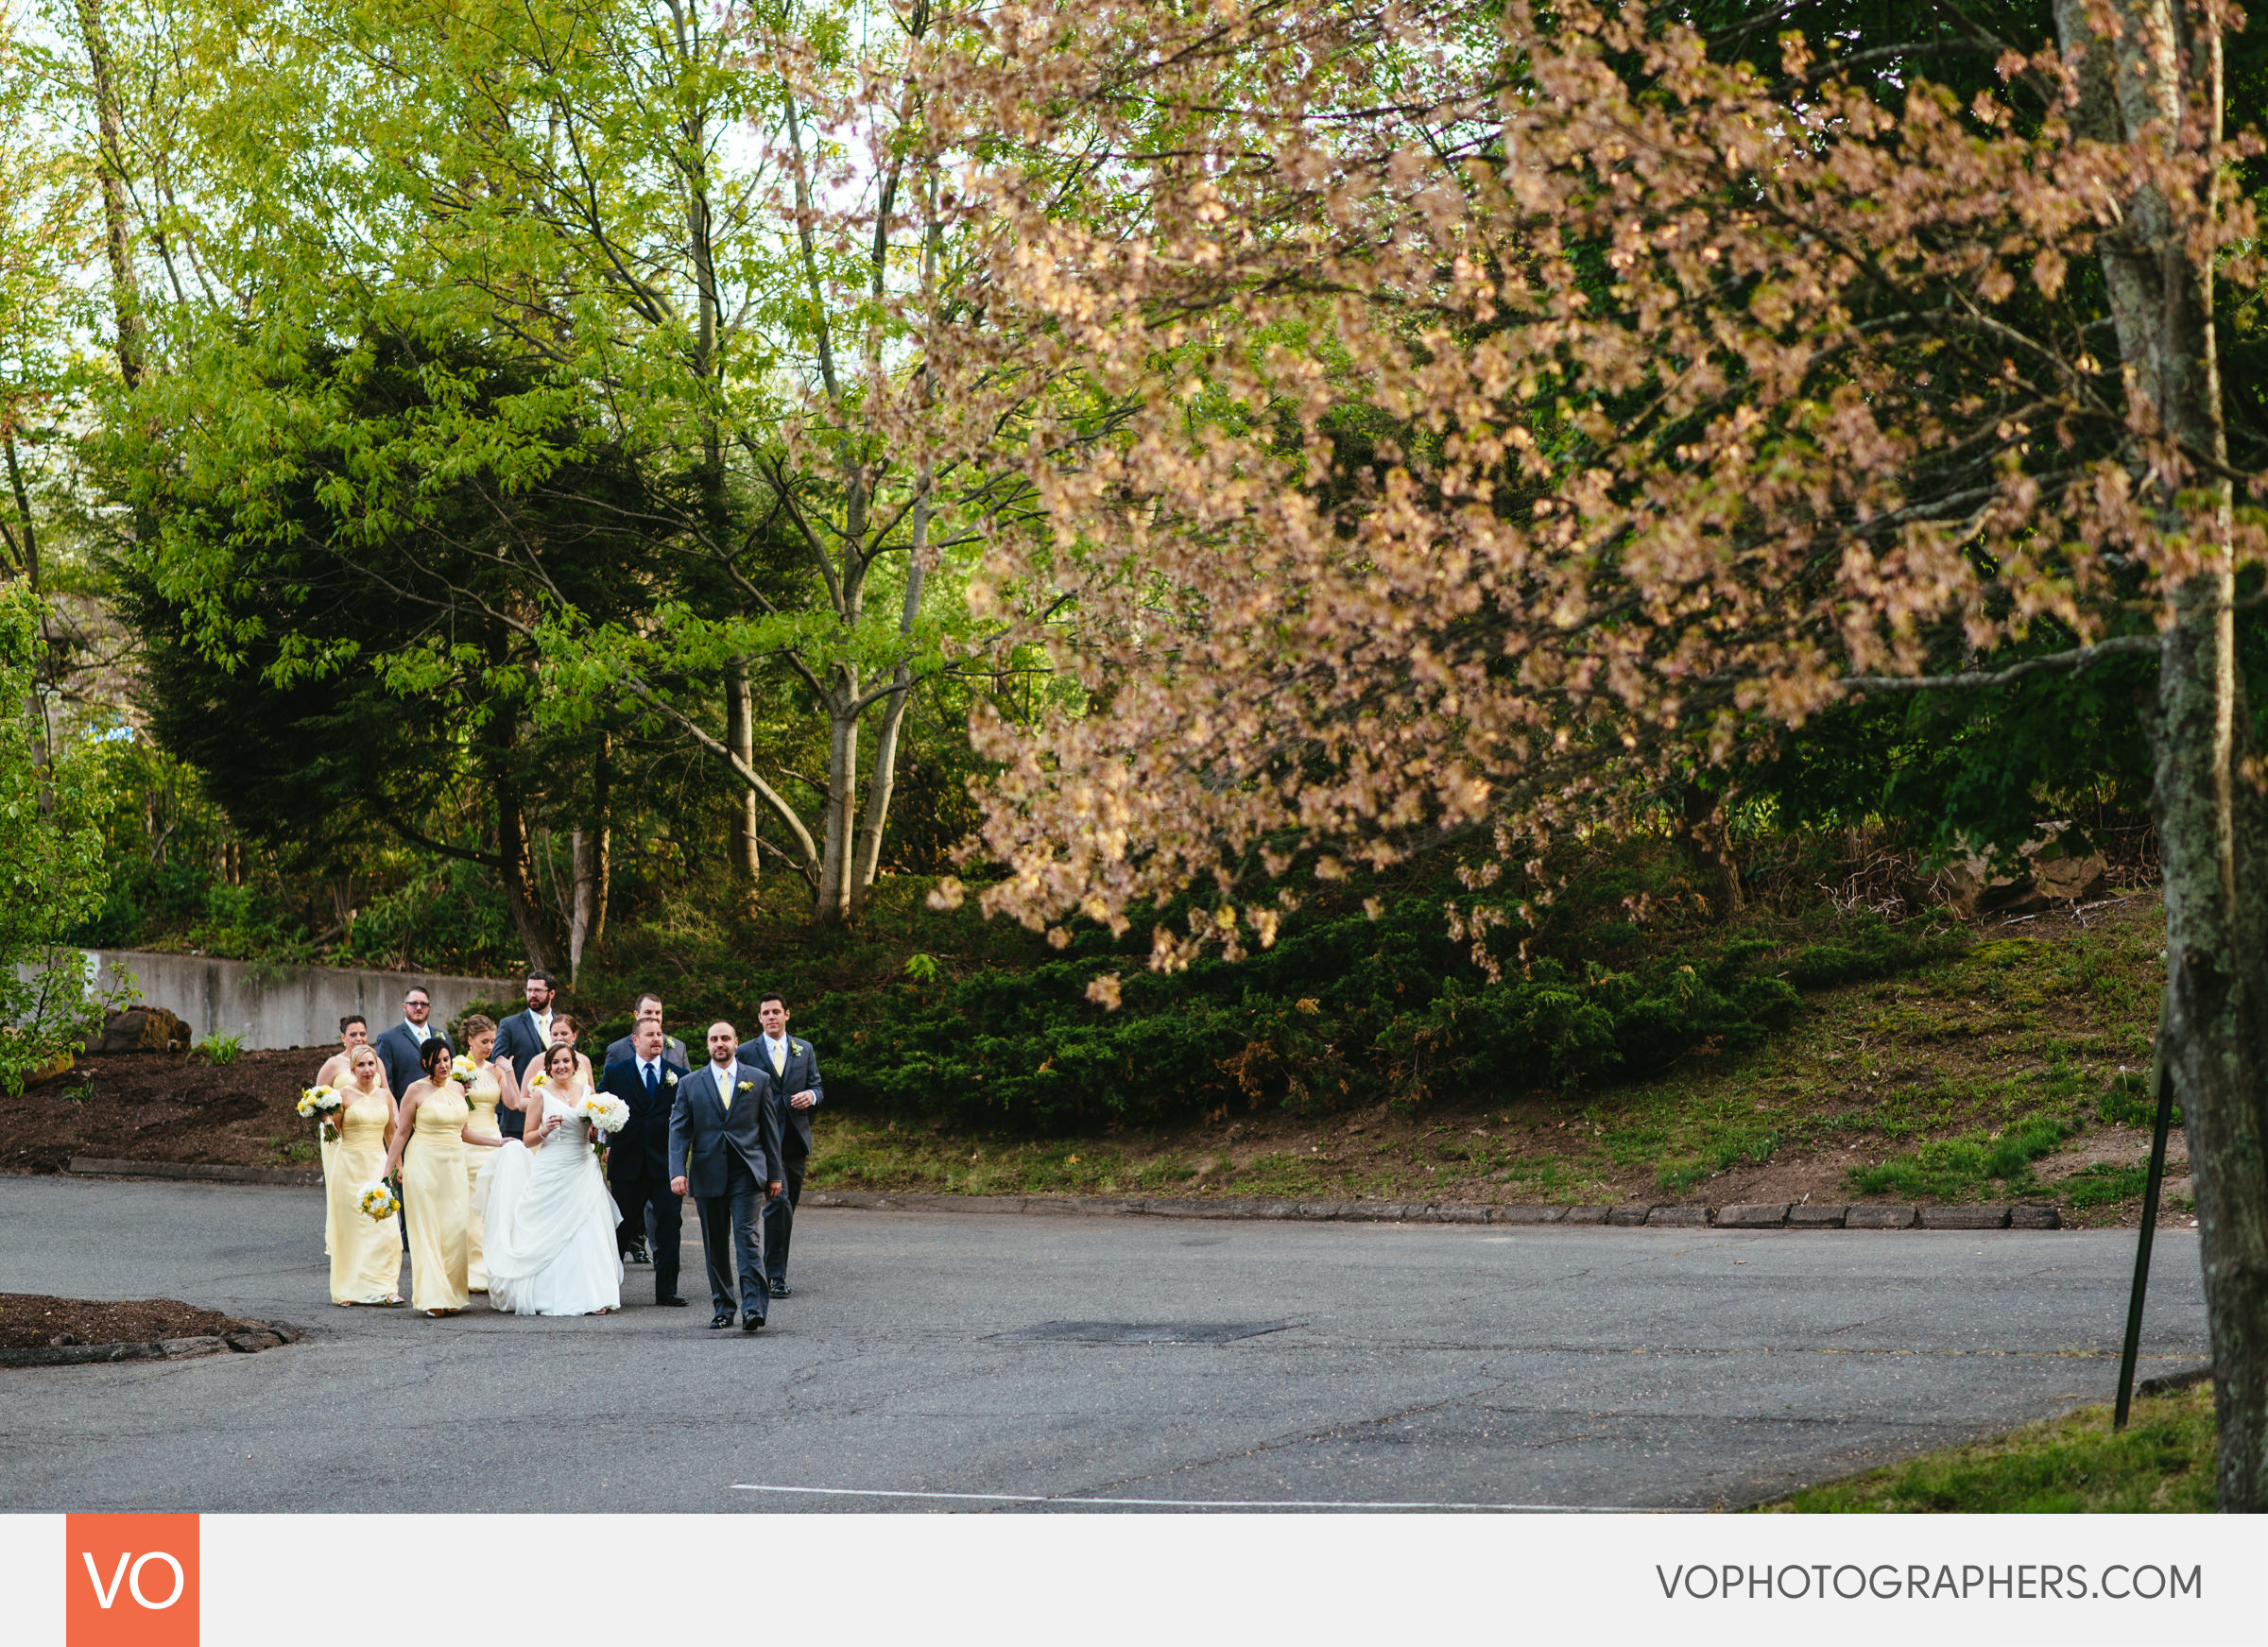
[359,1181,400,1222]
[450,1055,479,1083]
[576,1091,629,1159]
[297,1084,343,1142]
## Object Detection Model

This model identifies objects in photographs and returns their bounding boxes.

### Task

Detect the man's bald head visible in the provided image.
[706,1021,739,1065]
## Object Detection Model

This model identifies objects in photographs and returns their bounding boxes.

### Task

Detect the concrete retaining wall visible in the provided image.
[34,950,519,1051]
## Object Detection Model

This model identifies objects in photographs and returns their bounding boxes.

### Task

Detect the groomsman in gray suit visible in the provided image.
[669,1021,782,1332]
[605,991,688,1069]
[739,992,822,1298]
[489,969,560,1141]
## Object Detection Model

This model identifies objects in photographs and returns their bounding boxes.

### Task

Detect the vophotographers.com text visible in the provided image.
[1657,1564,2202,1602]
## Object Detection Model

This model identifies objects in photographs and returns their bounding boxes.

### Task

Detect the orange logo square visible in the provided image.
[65,1515,198,1646]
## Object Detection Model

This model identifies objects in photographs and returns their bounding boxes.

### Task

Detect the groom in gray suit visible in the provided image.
[668,1021,782,1332]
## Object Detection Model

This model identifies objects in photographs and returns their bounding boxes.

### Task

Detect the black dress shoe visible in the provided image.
[741,1313,765,1332]
[769,1279,791,1298]
[626,1244,651,1265]
[709,1313,734,1330]
[658,1295,688,1307]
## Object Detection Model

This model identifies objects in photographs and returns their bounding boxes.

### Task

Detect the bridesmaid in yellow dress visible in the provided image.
[454,1015,519,1293]
[381,1037,501,1316]
[312,1015,380,1261]
[326,1044,403,1305]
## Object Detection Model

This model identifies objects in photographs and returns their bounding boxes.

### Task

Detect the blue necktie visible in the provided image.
[643,1061,658,1099]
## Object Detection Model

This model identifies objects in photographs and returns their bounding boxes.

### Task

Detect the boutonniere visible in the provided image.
[736,1080,753,1092]
[663,1071,678,1087]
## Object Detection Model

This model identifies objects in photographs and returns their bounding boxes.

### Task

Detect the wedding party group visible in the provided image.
[301,970,822,1335]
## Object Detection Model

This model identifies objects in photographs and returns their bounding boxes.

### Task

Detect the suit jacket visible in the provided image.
[372,1021,452,1101]
[601,1053,689,1182]
[606,1031,688,1069]
[490,1009,558,1140]
[669,1061,781,1198]
[738,1034,825,1159]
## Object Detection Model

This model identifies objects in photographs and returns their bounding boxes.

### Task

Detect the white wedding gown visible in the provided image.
[474,1091,623,1315]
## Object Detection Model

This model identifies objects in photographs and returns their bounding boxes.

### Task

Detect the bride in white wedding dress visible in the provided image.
[475,1043,623,1315]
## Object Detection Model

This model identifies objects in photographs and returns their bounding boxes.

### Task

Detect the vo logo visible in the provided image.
[66,1516,198,1646]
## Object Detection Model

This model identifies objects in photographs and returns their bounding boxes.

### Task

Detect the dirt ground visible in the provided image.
[1,1048,323,1175]
[0,1293,257,1349]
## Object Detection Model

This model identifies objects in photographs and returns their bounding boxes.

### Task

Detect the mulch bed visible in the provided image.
[0,1293,256,1350]
[2,1048,321,1175]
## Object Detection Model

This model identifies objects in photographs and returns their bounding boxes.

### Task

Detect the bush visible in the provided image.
[819,889,1828,1131]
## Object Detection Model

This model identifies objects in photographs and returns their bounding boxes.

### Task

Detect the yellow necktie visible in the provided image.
[717,1067,732,1111]
[771,1038,785,1075]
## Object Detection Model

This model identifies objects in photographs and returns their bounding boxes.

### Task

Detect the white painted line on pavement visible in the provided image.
[731,1484,1684,1512]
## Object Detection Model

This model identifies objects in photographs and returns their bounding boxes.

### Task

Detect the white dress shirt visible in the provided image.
[763,1033,788,1075]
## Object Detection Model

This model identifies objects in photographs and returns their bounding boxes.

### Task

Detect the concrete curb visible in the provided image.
[0,1318,302,1369]
[46,1163,2070,1231]
[67,1158,323,1189]
[799,1191,2062,1230]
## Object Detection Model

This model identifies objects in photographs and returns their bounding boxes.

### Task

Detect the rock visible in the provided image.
[1716,1203,1791,1228]
[1489,1206,1567,1225]
[224,1330,283,1352]
[1427,1205,1489,1224]
[1646,1207,1710,1227]
[2009,1205,2063,1229]
[93,1005,193,1055]
[1607,1205,1651,1227]
[1787,1204,1849,1227]
[1560,1205,1611,1225]
[1846,1204,1919,1228]
[1941,823,2109,918]
[1919,1205,2013,1229]
[157,1336,228,1359]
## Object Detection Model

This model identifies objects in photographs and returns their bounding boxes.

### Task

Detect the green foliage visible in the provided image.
[2096,1070,2180,1129]
[1777,1383,2215,1514]
[2063,1162,2151,1209]
[190,1031,245,1066]
[0,589,124,1091]
[1847,1115,2073,1199]
[807,867,1950,1130]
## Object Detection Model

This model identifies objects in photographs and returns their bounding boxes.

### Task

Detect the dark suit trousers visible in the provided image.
[694,1156,765,1322]
[611,1168,682,1299]
[764,1155,806,1285]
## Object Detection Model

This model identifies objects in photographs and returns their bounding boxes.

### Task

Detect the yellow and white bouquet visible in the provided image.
[576,1091,628,1159]
[450,1055,479,1083]
[529,1071,548,1089]
[359,1181,400,1222]
[297,1084,343,1141]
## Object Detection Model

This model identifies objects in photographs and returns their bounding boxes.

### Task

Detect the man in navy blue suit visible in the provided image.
[601,1019,690,1304]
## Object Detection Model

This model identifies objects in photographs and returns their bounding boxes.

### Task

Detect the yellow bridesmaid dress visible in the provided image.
[327,1086,402,1304]
[404,1082,471,1312]
[320,1124,338,1257]
[463,1066,505,1292]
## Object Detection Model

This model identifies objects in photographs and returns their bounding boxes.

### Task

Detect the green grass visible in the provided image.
[2062,1162,2152,1208]
[1768,1381,2215,1512]
[1847,1114,2074,1199]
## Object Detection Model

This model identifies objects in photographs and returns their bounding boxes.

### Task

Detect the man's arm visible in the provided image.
[667,1086,692,1194]
[798,1041,824,1111]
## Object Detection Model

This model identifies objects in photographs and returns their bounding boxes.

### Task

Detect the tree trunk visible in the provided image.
[568,740,613,980]
[484,713,559,973]
[73,0,146,389]
[587,730,610,952]
[1676,781,1742,918]
[2062,0,2268,1510]
[724,657,762,914]
[850,472,932,915]
[816,671,859,926]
